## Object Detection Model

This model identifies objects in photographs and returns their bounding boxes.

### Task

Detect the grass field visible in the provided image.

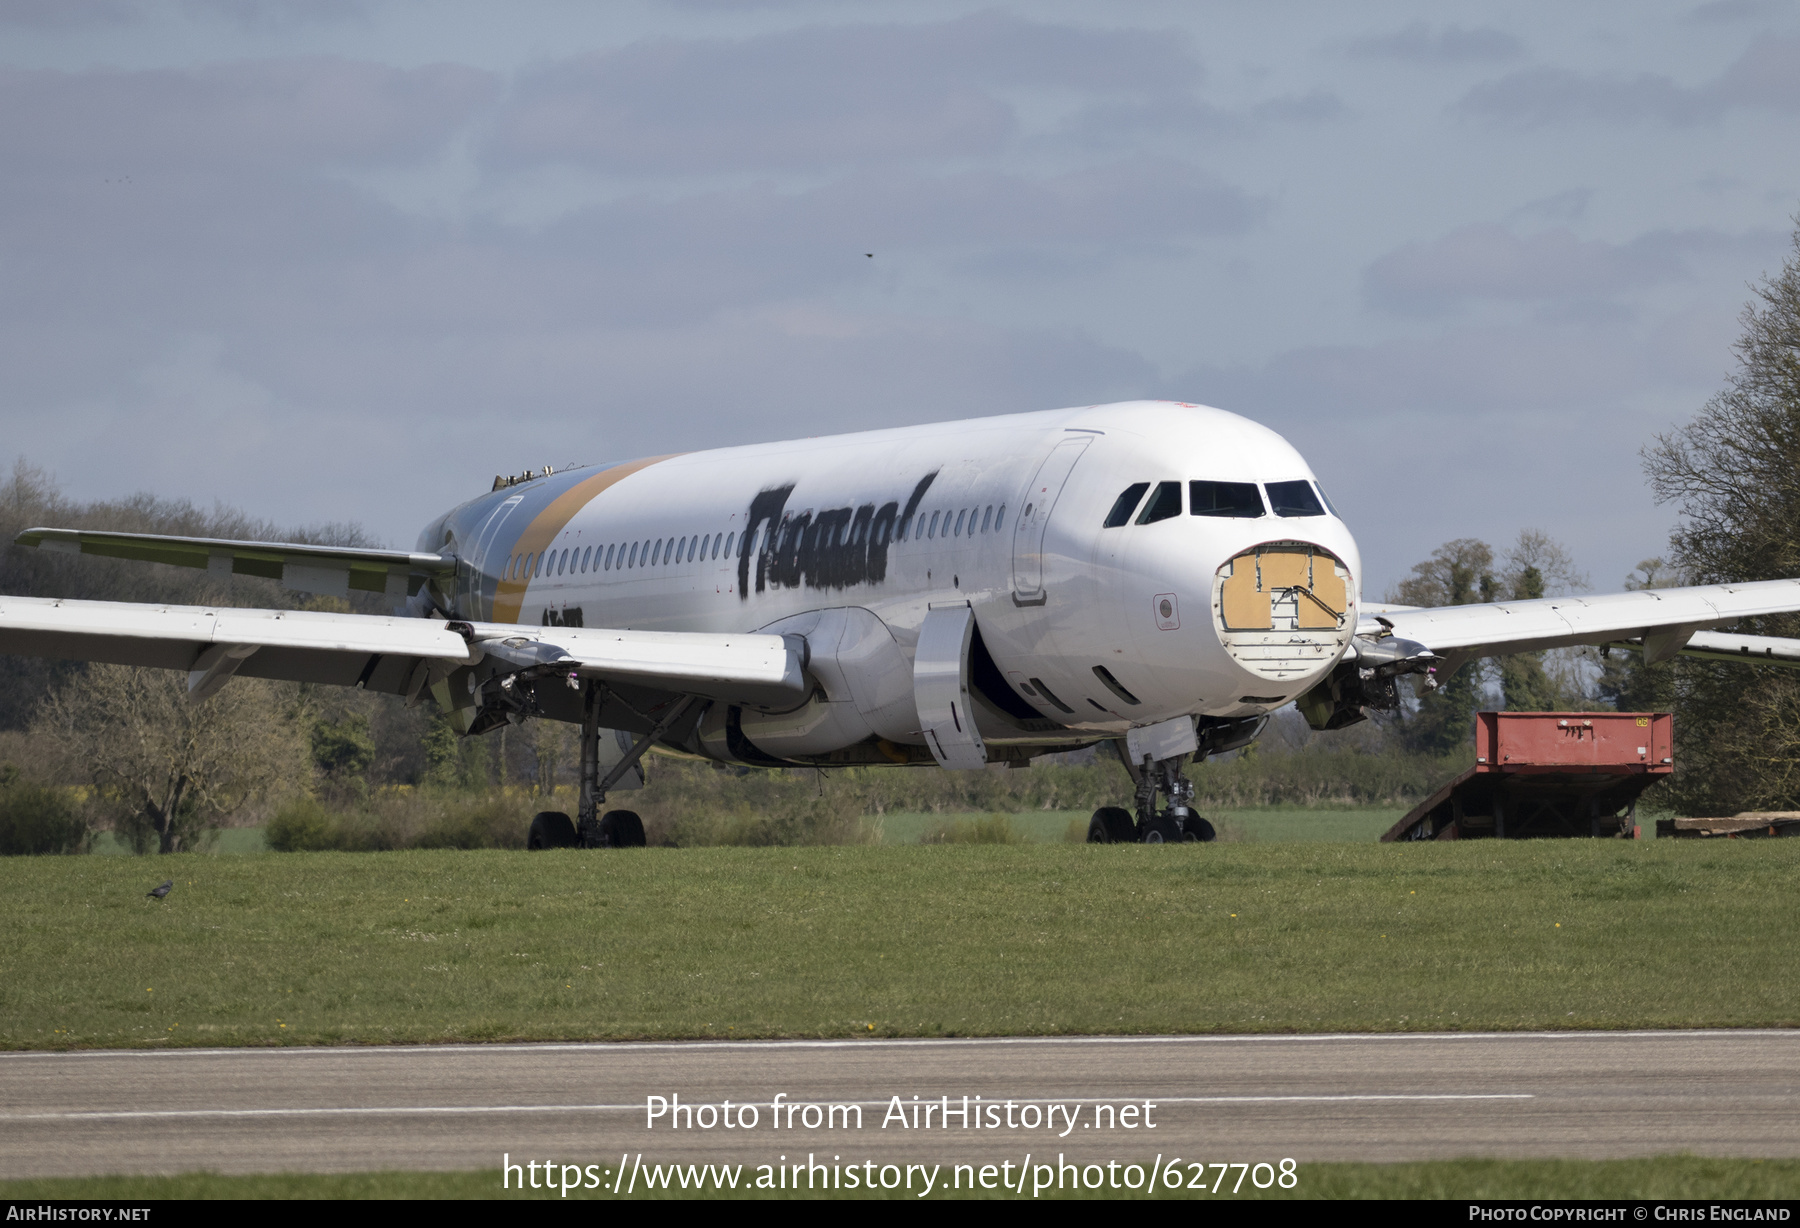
[875,808,1408,844]
[5,839,1798,1049]
[90,827,271,856]
[80,808,1412,853]
[2,1156,1795,1199]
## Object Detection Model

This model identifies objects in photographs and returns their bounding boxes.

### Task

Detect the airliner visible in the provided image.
[6,400,1798,846]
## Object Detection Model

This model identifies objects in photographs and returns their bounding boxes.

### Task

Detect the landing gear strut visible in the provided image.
[570,683,694,849]
[1095,741,1216,843]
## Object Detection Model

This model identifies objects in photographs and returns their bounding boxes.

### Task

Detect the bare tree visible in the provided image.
[1641,219,1800,813]
[33,665,310,853]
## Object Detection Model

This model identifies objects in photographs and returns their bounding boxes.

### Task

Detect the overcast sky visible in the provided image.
[3,0,1797,595]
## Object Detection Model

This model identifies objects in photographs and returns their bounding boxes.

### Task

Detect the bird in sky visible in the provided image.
[147,880,173,899]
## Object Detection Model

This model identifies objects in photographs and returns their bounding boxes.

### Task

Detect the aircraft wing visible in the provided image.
[14,527,455,601]
[1675,630,1800,668]
[0,595,802,706]
[1355,578,1800,670]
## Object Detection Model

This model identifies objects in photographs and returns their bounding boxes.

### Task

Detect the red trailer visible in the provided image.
[1382,712,1673,842]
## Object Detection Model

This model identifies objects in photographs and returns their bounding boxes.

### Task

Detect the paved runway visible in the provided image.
[3,1031,1799,1179]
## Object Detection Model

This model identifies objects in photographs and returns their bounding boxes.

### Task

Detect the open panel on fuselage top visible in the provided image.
[1214,543,1354,687]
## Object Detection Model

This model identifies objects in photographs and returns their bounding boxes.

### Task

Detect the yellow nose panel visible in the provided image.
[1218,544,1347,630]
[1214,543,1354,688]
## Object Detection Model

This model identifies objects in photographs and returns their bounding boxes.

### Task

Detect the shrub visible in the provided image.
[0,777,89,855]
[920,814,1025,844]
[264,797,344,852]
[266,791,530,852]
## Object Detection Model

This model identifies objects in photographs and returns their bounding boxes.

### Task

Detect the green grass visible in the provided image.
[3,1156,1795,1199]
[875,808,1409,844]
[76,807,1408,853]
[89,827,270,856]
[5,840,1800,1048]
[877,811,1089,843]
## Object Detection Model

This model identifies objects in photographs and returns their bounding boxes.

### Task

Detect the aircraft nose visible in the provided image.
[1213,540,1354,690]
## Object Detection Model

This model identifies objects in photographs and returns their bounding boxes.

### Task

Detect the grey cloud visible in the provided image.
[0,0,367,27]
[489,12,1200,173]
[1347,21,1525,63]
[1456,36,1800,125]
[0,58,497,171]
[1456,67,1708,125]
[178,0,370,30]
[1364,223,1780,311]
[1506,188,1591,225]
[0,0,137,28]
[1249,90,1345,122]
[1711,35,1800,109]
[507,158,1262,324]
[1685,0,1779,22]
[1057,88,1343,148]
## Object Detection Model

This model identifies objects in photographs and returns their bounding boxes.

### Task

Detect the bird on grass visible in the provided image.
[147,880,173,900]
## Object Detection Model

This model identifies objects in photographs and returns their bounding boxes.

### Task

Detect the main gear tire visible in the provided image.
[598,809,647,848]
[1141,814,1184,844]
[1183,815,1217,843]
[1087,806,1137,843]
[528,811,578,850]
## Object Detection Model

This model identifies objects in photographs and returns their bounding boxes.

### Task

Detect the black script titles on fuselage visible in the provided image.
[737,472,937,600]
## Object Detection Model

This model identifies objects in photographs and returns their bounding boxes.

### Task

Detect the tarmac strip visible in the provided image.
[1,1030,1795,1179]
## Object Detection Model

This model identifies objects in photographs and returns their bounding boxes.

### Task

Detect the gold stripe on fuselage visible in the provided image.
[489,454,682,624]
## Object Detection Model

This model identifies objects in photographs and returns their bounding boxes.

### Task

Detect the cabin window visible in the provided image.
[653,541,663,566]
[1104,482,1151,528]
[725,531,736,557]
[954,509,967,537]
[676,535,686,563]
[981,505,993,533]
[505,555,516,581]
[712,532,722,559]
[532,553,542,578]
[604,544,614,570]
[995,504,1005,531]
[1189,480,1265,518]
[582,546,593,573]
[628,542,638,568]
[1135,481,1183,524]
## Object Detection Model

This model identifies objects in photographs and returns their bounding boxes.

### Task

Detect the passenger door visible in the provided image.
[1010,435,1092,604]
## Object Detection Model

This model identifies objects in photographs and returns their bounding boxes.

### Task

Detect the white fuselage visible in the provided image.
[423,401,1363,760]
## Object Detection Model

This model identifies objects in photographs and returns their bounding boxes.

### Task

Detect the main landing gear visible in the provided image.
[1086,742,1217,844]
[526,682,694,851]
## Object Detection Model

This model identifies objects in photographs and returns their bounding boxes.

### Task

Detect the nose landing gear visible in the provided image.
[1086,742,1217,844]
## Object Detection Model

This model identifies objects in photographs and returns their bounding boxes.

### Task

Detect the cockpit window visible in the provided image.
[1266,480,1326,518]
[1103,482,1150,528]
[1312,481,1340,517]
[1189,480,1264,518]
[1136,481,1183,525]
